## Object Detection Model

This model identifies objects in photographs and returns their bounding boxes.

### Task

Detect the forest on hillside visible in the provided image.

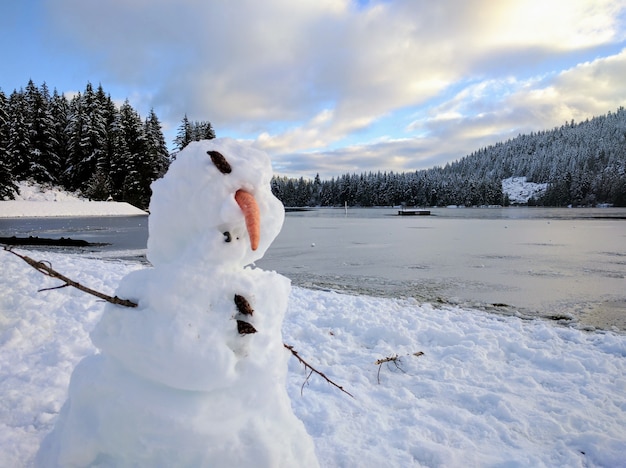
[272,107,626,207]
[2,80,624,209]
[0,81,173,208]
[0,81,218,208]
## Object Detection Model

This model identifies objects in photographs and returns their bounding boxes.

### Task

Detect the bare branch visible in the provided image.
[301,369,314,397]
[284,344,355,399]
[3,246,138,308]
[375,351,424,384]
[39,284,71,292]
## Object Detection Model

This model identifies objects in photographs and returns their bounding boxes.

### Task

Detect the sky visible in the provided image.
[2,0,626,179]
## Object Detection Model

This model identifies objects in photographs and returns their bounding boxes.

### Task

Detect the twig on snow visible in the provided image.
[284,344,355,399]
[375,351,424,384]
[3,246,138,308]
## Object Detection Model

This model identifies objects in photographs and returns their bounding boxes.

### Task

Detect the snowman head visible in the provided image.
[146,138,284,268]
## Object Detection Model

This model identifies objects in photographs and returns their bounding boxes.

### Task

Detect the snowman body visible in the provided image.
[37,139,319,467]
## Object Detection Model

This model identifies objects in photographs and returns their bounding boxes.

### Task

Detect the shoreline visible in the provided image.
[0,201,147,218]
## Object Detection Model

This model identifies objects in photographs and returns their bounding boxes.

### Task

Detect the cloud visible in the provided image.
[294,47,626,179]
[531,49,626,115]
[43,0,626,178]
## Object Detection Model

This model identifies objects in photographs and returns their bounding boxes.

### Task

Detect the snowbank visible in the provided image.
[1,250,625,467]
[10,181,86,202]
[0,201,146,218]
[0,181,146,217]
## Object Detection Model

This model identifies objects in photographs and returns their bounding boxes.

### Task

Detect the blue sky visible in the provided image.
[3,0,626,179]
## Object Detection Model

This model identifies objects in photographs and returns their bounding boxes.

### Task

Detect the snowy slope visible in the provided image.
[0,181,146,217]
[502,177,548,204]
[11,181,87,202]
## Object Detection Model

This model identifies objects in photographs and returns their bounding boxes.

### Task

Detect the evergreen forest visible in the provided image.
[1,79,625,209]
[0,80,172,208]
[271,107,626,207]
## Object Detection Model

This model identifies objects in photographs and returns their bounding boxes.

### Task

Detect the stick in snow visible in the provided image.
[375,352,424,384]
[284,344,355,399]
[3,246,137,308]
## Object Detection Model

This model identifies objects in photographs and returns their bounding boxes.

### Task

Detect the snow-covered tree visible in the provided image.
[144,108,170,179]
[173,115,216,151]
[0,88,17,199]
[7,90,31,180]
[1,80,172,206]
[24,81,60,183]
[173,114,193,151]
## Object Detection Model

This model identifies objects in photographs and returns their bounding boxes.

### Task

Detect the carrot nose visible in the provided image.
[235,190,260,251]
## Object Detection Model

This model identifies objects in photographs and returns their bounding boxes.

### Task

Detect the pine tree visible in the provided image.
[173,114,192,152]
[24,81,60,183]
[82,84,119,200]
[144,108,170,179]
[0,88,17,199]
[7,90,31,179]
[65,92,85,188]
[49,89,70,184]
[117,100,151,208]
[173,115,216,152]
[193,120,216,140]
[65,83,109,191]
[108,110,131,201]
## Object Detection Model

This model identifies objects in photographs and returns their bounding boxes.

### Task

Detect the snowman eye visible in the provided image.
[208,151,232,174]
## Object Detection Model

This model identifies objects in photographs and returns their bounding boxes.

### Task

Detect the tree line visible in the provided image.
[0,81,170,208]
[2,80,624,209]
[0,80,218,208]
[271,107,626,207]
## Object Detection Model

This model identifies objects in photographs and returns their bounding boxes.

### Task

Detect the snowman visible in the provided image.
[37,139,319,467]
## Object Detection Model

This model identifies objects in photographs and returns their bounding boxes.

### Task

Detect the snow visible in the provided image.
[1,250,625,467]
[10,181,87,202]
[502,177,548,204]
[0,181,146,217]
[1,154,625,466]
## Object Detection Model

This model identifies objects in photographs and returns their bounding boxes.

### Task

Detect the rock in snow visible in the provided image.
[36,139,319,467]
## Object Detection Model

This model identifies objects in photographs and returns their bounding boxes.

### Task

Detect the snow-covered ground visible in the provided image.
[2,172,625,467]
[502,177,548,204]
[1,249,625,467]
[0,181,146,217]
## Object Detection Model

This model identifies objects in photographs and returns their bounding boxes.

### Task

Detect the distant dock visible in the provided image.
[284,207,315,212]
[397,209,431,216]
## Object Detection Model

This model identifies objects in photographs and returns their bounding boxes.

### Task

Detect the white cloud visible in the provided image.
[473,0,624,49]
[293,48,626,179]
[43,0,626,178]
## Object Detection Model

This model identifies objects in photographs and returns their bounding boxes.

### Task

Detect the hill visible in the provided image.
[272,107,626,207]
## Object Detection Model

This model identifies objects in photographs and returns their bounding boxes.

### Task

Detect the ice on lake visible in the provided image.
[258,207,626,331]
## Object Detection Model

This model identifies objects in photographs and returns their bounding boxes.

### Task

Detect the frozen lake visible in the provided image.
[258,207,626,331]
[1,207,625,331]
[0,215,149,260]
